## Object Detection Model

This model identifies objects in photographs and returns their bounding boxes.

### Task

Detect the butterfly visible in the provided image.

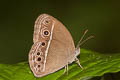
[28,14,93,77]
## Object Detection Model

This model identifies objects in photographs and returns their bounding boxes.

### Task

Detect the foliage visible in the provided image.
[0,49,120,80]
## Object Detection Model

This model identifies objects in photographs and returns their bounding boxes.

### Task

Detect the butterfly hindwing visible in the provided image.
[29,14,54,77]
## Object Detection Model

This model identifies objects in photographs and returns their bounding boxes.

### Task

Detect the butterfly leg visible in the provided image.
[63,66,67,74]
[63,63,69,75]
[75,57,83,69]
[66,63,69,75]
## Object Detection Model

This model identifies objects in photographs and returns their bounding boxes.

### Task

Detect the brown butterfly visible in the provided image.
[28,14,93,77]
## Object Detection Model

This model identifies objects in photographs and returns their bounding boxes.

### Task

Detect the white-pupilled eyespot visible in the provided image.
[43,30,50,36]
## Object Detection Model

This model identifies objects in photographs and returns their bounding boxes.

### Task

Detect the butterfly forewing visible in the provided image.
[33,14,53,43]
[29,14,54,77]
[29,14,76,77]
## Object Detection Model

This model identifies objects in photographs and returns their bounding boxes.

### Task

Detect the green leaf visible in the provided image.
[0,49,120,80]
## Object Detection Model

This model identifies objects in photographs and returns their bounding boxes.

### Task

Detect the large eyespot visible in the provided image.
[37,57,41,61]
[43,30,50,36]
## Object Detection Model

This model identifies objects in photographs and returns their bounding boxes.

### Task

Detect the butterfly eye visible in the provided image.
[43,30,49,36]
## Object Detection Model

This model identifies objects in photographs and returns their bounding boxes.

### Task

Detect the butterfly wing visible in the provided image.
[29,14,75,77]
[29,14,54,77]
[44,15,76,76]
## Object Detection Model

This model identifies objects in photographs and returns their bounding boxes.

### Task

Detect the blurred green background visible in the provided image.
[0,0,120,64]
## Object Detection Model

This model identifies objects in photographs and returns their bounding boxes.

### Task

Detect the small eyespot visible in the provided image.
[45,20,49,23]
[37,52,40,55]
[44,30,49,36]
[38,65,40,67]
[37,57,41,61]
[41,42,45,46]
[43,19,50,25]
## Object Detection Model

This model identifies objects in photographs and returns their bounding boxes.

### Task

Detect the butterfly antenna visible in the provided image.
[79,35,94,46]
[75,29,94,69]
[76,29,88,49]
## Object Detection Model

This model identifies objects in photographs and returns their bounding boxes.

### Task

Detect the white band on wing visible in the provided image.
[42,21,55,72]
